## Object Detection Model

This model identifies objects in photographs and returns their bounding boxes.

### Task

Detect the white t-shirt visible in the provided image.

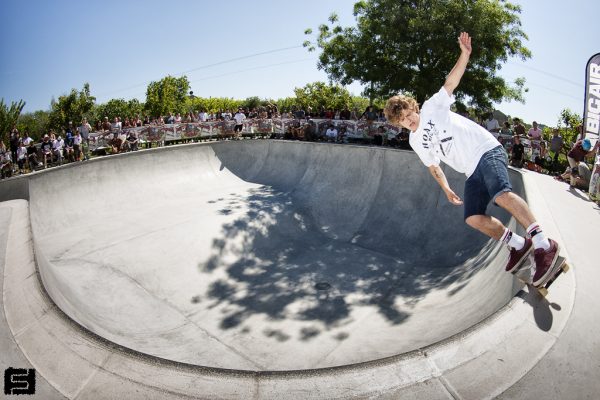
[326,128,338,138]
[53,139,64,151]
[409,87,500,177]
[234,112,246,125]
[17,147,27,160]
[485,118,500,132]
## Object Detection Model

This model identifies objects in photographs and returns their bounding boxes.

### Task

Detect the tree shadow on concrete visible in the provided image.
[194,185,507,343]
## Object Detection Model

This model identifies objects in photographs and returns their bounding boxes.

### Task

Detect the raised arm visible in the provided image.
[443,32,472,96]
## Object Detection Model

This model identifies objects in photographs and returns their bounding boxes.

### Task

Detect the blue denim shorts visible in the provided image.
[464,146,512,220]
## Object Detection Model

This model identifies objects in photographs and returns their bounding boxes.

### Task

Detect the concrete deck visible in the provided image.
[1,140,598,399]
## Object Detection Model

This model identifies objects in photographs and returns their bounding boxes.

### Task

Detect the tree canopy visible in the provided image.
[48,83,96,131]
[0,99,26,142]
[145,75,190,117]
[305,0,531,111]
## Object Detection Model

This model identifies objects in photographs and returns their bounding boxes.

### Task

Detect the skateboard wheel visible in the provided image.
[562,264,570,273]
[538,287,548,297]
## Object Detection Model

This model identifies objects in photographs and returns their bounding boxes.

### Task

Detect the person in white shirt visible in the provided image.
[383,32,560,288]
[233,109,246,139]
[52,136,64,164]
[73,131,83,161]
[484,113,500,137]
[16,141,28,173]
[325,125,338,142]
[22,133,33,146]
[198,110,208,122]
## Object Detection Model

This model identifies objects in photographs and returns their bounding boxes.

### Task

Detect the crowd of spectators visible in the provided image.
[1,105,598,199]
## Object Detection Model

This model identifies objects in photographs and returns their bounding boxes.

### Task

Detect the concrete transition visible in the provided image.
[1,140,595,399]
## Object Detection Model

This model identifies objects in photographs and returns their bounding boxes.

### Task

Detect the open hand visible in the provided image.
[458,32,472,55]
[446,189,464,205]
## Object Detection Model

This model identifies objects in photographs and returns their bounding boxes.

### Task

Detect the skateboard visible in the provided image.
[511,254,570,297]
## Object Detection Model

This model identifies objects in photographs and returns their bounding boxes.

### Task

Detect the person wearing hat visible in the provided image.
[567,138,596,169]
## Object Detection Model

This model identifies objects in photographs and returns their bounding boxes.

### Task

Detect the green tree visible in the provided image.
[17,110,50,140]
[293,81,354,112]
[145,75,190,117]
[305,0,531,110]
[557,108,582,148]
[48,83,96,131]
[0,99,26,143]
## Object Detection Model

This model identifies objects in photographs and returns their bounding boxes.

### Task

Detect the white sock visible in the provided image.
[527,223,550,250]
[501,228,525,250]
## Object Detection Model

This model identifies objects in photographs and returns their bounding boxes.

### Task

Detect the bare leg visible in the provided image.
[494,191,535,229]
[465,214,506,240]
[465,191,536,241]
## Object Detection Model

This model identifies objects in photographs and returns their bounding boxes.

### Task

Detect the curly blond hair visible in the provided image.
[384,95,420,125]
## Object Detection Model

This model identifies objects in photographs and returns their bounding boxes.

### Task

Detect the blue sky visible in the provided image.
[0,0,597,126]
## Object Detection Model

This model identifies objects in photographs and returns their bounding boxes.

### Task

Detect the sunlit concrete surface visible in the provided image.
[1,140,596,399]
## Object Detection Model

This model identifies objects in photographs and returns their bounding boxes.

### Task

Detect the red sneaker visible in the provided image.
[505,238,533,273]
[532,239,560,286]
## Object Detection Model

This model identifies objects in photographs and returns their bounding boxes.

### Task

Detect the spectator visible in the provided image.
[303,118,317,141]
[373,125,385,146]
[510,135,525,168]
[22,131,33,146]
[499,121,513,136]
[65,124,74,148]
[9,126,20,168]
[102,116,112,132]
[40,134,53,168]
[52,135,64,165]
[556,162,592,189]
[512,118,526,137]
[362,106,378,136]
[63,133,75,162]
[111,117,122,136]
[338,126,348,143]
[484,112,500,136]
[325,124,338,142]
[27,141,41,168]
[126,130,139,151]
[174,113,182,123]
[534,141,548,173]
[567,138,596,170]
[528,121,542,140]
[589,147,600,203]
[73,130,82,161]
[198,109,208,122]
[0,141,12,179]
[78,118,92,160]
[134,115,143,127]
[293,106,306,120]
[16,141,27,174]
[350,107,360,120]
[549,129,564,161]
[143,115,151,125]
[233,108,246,139]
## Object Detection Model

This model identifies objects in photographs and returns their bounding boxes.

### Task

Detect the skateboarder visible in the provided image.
[384,32,560,286]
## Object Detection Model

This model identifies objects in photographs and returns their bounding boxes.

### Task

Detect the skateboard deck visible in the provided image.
[511,254,569,297]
